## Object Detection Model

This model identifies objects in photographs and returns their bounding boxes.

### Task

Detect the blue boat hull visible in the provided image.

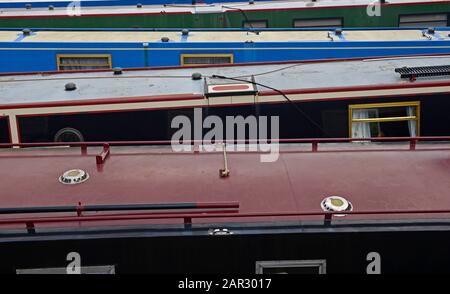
[1,40,450,73]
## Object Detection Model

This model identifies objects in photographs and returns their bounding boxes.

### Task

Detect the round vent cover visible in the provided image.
[59,169,89,185]
[320,196,352,216]
[208,228,234,236]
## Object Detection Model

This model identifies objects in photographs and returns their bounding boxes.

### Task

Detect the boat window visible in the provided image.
[181,54,234,66]
[293,18,343,28]
[242,20,268,28]
[348,102,420,138]
[16,265,115,274]
[57,54,112,71]
[255,260,326,274]
[399,13,448,27]
[0,117,10,143]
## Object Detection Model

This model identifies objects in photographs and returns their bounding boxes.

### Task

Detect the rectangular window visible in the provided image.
[0,117,10,143]
[399,13,448,27]
[293,18,343,28]
[57,54,112,71]
[349,102,420,138]
[181,54,234,66]
[242,20,268,28]
[256,260,326,274]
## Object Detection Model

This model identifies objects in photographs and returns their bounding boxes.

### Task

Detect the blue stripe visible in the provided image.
[1,39,450,73]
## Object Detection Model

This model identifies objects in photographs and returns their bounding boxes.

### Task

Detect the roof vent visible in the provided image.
[249,0,254,4]
[334,29,343,35]
[113,67,123,75]
[321,196,352,216]
[427,27,435,34]
[48,5,54,10]
[191,72,202,80]
[59,169,89,185]
[136,3,142,8]
[22,29,31,36]
[161,36,170,42]
[182,29,189,36]
[65,82,77,91]
[25,3,31,9]
[208,228,234,236]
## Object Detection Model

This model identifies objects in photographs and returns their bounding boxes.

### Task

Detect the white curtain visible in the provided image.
[352,109,371,138]
[407,106,417,137]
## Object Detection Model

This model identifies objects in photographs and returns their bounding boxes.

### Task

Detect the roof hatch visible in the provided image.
[205,75,257,98]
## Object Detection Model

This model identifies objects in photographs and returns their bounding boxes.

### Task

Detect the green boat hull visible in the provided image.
[1,3,449,28]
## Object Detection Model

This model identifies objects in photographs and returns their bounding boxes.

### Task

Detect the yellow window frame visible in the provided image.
[57,54,112,70]
[180,54,234,66]
[348,101,421,138]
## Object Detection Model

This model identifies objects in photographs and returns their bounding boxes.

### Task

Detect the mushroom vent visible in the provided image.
[320,196,352,216]
[22,29,31,36]
[65,82,76,91]
[191,72,202,80]
[59,169,89,185]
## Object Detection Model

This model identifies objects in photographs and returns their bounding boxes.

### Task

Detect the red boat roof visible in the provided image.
[0,138,450,231]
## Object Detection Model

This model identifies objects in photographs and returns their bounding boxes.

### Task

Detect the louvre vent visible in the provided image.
[395,65,450,80]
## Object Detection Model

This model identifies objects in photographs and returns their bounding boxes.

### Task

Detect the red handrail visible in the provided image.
[3,208,450,233]
[1,136,450,149]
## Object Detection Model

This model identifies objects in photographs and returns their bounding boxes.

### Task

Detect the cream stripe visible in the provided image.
[3,85,450,141]
[7,115,19,144]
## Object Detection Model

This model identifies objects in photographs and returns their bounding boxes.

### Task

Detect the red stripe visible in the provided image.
[258,81,450,96]
[211,85,251,91]
[196,202,239,209]
[0,93,204,110]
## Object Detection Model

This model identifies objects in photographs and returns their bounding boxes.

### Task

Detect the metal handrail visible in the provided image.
[0,202,239,215]
[1,136,450,149]
[2,208,450,233]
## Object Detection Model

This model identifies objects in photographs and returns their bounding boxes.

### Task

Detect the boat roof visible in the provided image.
[1,55,450,108]
[1,28,450,42]
[0,0,447,17]
[0,139,449,231]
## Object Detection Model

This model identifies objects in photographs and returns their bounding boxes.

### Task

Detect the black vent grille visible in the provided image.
[395,65,450,80]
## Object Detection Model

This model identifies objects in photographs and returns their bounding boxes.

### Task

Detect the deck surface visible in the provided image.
[0,142,449,228]
[0,28,448,42]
